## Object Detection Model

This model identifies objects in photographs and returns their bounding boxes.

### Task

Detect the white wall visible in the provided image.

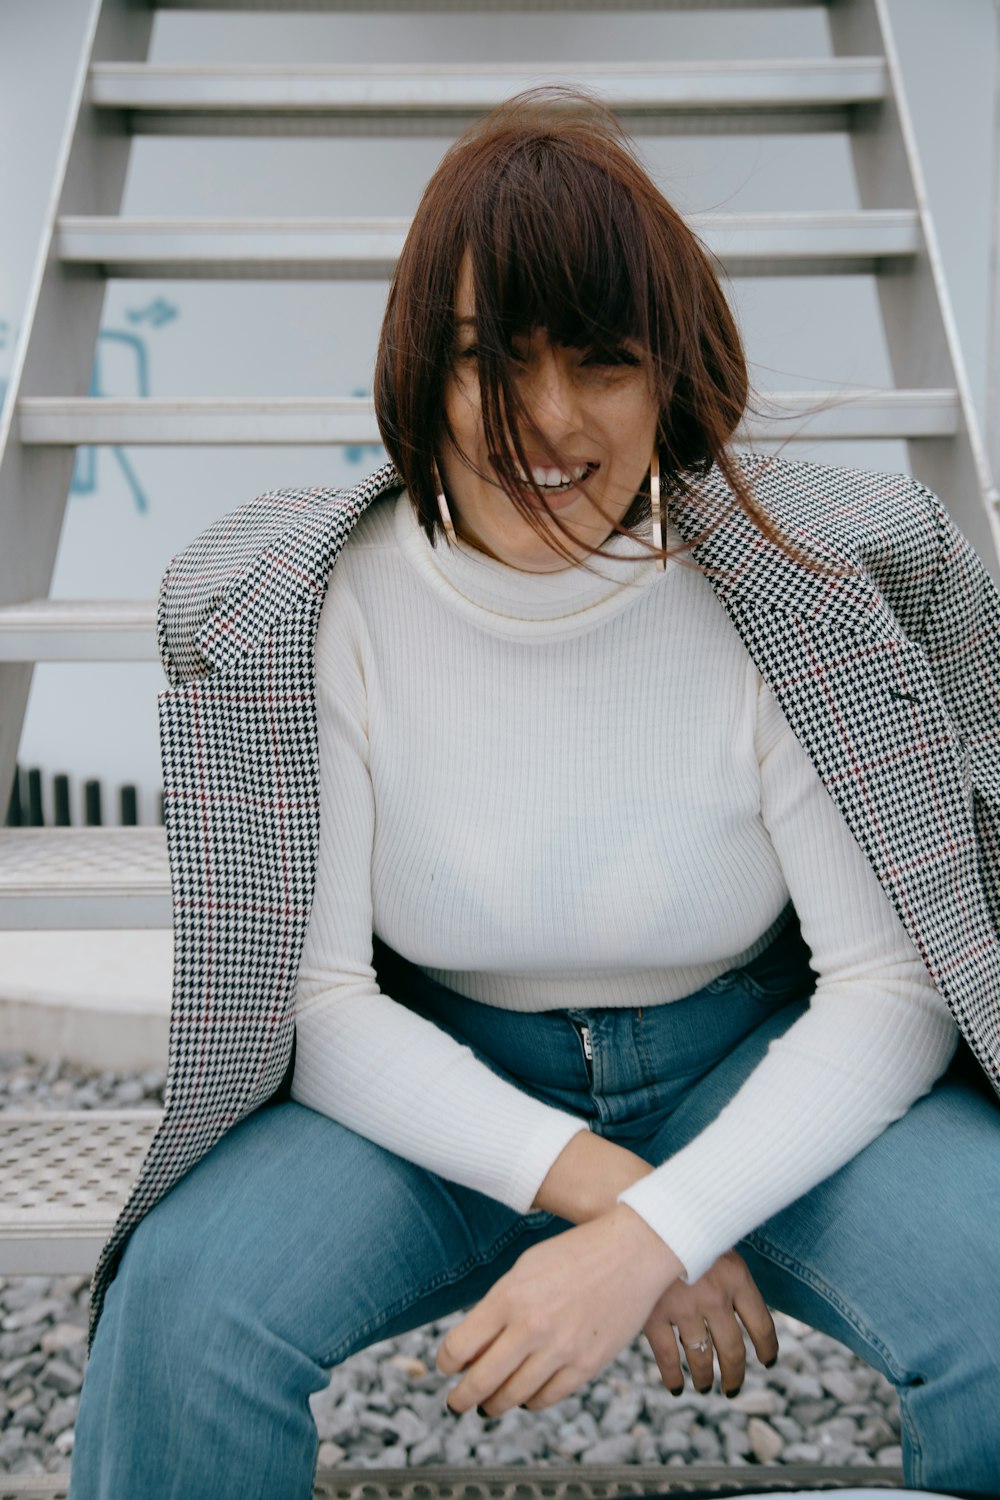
[1,0,997,816]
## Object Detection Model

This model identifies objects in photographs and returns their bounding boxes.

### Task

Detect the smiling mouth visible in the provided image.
[498,459,601,497]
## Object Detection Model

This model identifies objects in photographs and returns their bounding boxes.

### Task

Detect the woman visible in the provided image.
[70,89,1000,1498]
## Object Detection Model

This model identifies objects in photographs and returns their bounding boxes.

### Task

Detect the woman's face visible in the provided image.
[439,259,660,572]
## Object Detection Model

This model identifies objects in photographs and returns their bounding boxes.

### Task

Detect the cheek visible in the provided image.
[605,401,658,457]
[444,376,485,444]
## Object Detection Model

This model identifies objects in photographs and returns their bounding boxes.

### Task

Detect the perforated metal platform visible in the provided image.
[0,828,170,928]
[0,1110,161,1274]
[0,1465,906,1499]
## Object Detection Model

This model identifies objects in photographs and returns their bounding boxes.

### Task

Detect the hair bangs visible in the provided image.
[375,86,824,575]
[466,145,651,360]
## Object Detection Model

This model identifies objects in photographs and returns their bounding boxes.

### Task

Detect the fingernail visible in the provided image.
[445,1403,459,1417]
[764,1357,778,1369]
[724,1388,740,1399]
[670,1386,683,1398]
[476,1406,489,1419]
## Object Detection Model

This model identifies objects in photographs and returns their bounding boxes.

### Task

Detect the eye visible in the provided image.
[582,346,642,368]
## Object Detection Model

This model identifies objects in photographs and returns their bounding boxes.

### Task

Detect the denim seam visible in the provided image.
[318,1212,547,1368]
[746,1228,924,1482]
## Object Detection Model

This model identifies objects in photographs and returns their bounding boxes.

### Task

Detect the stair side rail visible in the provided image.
[829,0,1000,575]
[0,0,155,810]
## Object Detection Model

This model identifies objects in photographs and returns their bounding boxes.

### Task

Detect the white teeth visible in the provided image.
[516,463,591,488]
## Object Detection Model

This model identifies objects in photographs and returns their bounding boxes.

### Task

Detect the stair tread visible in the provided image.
[0,828,168,894]
[58,208,922,276]
[0,601,157,662]
[18,389,962,444]
[0,1462,906,1500]
[89,56,887,110]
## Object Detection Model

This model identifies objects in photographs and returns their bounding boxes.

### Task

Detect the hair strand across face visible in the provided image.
[374,85,824,573]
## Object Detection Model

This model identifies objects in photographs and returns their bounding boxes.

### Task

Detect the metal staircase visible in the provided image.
[0,0,993,1489]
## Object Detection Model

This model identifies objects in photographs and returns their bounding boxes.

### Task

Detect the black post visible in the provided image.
[85,779,103,827]
[27,768,44,826]
[5,766,22,827]
[120,784,138,826]
[53,775,72,826]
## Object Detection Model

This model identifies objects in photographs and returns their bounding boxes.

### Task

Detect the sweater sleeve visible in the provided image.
[290,567,588,1212]
[618,665,959,1283]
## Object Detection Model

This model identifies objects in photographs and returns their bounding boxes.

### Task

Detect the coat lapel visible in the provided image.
[670,473,998,1042]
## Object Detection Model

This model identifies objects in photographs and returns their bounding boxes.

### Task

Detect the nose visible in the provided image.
[520,346,583,437]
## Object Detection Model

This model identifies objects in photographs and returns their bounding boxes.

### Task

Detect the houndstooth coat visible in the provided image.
[86,452,1000,1350]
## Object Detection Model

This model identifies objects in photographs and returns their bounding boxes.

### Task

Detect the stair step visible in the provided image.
[158,0,823,10]
[0,1463,905,1500]
[0,1111,161,1275]
[89,58,886,134]
[18,389,960,445]
[58,210,921,279]
[0,829,170,930]
[0,600,156,661]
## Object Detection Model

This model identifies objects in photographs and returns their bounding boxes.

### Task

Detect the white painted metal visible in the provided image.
[17,389,960,445]
[159,0,823,9]
[989,0,1000,489]
[0,0,155,812]
[56,209,922,278]
[88,57,887,120]
[0,1111,161,1274]
[0,600,156,662]
[743,388,960,441]
[0,828,170,929]
[19,396,377,444]
[829,0,1000,569]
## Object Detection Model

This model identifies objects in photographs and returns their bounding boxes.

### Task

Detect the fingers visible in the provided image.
[437,1304,504,1382]
[643,1300,685,1395]
[732,1282,779,1370]
[704,1314,746,1396]
[676,1319,715,1395]
[448,1334,559,1416]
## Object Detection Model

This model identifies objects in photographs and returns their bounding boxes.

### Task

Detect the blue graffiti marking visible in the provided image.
[125,298,178,330]
[344,387,386,467]
[70,300,179,514]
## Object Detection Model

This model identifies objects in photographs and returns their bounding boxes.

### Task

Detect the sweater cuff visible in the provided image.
[617,1174,715,1284]
[502,1113,591,1215]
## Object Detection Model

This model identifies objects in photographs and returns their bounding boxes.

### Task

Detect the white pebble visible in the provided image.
[746,1416,785,1463]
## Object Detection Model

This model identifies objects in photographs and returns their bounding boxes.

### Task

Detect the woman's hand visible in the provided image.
[643,1249,778,1397]
[438,1204,685,1415]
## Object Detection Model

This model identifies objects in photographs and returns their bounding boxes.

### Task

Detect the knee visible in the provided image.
[101,1207,216,1358]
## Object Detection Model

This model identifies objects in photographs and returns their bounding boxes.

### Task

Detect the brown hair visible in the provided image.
[374,86,794,568]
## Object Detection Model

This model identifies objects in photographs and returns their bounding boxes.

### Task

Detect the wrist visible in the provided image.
[531,1131,654,1223]
[611,1200,687,1288]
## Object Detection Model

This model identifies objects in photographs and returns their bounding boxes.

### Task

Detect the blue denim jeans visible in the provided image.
[69,911,1000,1497]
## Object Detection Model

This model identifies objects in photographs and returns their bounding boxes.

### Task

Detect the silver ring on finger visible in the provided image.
[682,1332,711,1355]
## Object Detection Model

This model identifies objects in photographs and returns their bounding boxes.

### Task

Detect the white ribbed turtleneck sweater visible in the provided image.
[291,488,957,1282]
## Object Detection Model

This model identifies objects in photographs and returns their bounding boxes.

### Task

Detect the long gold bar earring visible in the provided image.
[433,462,456,543]
[651,444,666,573]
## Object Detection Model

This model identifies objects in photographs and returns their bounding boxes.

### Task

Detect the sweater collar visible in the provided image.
[393,489,673,640]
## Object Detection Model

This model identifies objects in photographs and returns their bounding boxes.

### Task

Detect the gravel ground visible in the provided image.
[1,1051,904,1479]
